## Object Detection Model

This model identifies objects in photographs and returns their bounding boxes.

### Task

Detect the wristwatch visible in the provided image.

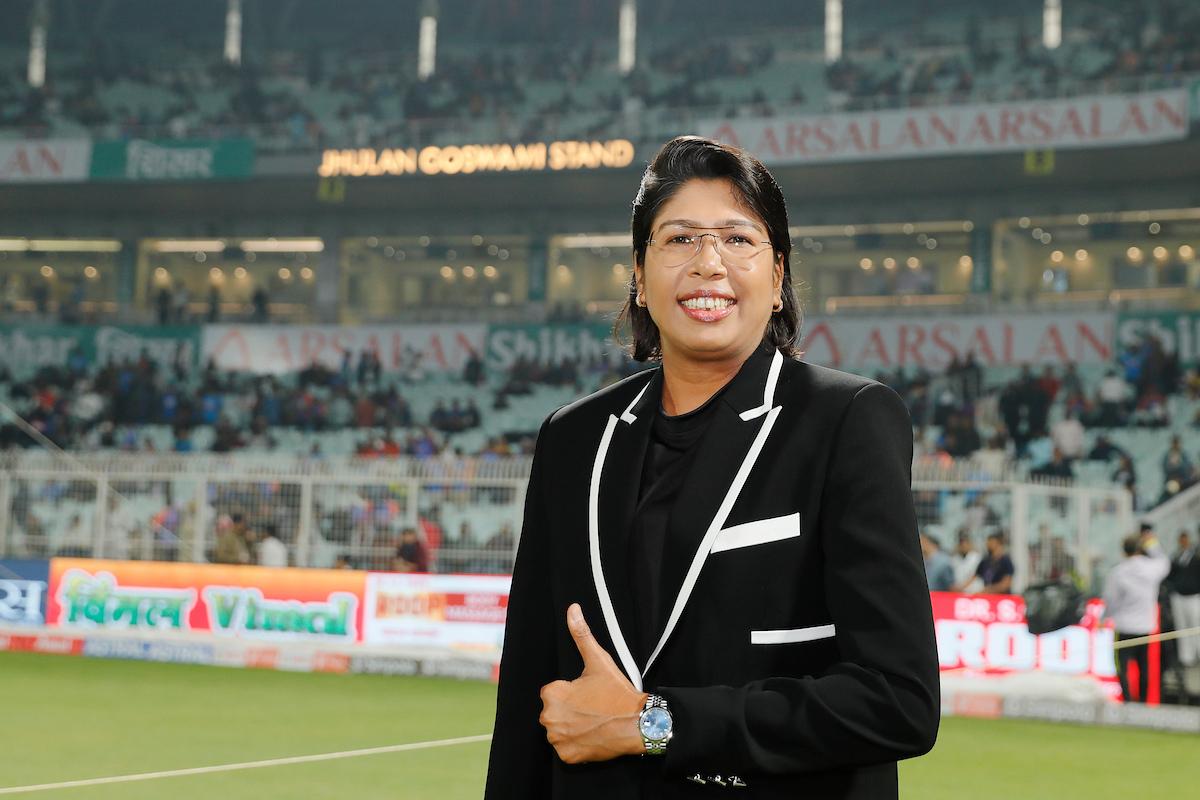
[637,694,674,755]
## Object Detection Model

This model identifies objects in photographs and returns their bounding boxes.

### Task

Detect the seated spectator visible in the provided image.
[1031,447,1074,480]
[942,409,982,457]
[1087,434,1127,462]
[430,399,451,432]
[1130,386,1169,428]
[1184,366,1200,401]
[970,432,1009,476]
[485,523,517,556]
[172,426,195,453]
[1063,390,1095,426]
[1161,435,1197,488]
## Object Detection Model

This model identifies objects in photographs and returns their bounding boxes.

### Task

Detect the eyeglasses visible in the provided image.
[645,226,774,270]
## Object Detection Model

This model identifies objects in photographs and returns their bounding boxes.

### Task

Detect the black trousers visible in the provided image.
[1115,632,1150,703]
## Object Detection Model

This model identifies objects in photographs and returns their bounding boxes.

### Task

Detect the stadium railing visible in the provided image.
[0,451,530,575]
[0,451,1134,593]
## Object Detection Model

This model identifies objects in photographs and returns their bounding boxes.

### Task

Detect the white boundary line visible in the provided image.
[0,734,492,795]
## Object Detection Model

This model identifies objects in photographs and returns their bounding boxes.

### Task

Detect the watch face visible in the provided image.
[639,707,672,740]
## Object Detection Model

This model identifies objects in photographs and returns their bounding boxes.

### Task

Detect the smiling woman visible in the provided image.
[485,136,940,799]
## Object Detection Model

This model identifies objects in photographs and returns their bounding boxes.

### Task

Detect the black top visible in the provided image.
[975,552,1015,587]
[627,381,729,663]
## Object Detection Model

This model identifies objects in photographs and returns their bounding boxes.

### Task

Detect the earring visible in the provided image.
[636,295,646,307]
[772,299,783,312]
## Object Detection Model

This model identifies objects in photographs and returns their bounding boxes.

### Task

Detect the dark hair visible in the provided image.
[1122,535,1142,556]
[613,136,802,362]
[986,532,1006,544]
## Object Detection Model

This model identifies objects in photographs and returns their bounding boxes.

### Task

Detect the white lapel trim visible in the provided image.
[588,413,644,690]
[642,403,783,676]
[738,349,783,421]
[620,379,651,424]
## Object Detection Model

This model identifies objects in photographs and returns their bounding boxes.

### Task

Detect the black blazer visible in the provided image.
[486,345,939,799]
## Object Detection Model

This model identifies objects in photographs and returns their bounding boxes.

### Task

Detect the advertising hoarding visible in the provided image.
[203,324,486,375]
[363,572,510,652]
[0,559,50,627]
[46,559,366,643]
[700,90,1189,166]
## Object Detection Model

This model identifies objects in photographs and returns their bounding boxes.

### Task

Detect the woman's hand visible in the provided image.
[539,603,648,764]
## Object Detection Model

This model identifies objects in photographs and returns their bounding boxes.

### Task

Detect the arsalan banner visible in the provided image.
[363,573,510,653]
[797,312,1113,371]
[699,89,1189,165]
[202,324,486,375]
[0,139,92,183]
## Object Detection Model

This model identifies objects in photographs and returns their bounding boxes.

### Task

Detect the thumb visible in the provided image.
[567,602,609,672]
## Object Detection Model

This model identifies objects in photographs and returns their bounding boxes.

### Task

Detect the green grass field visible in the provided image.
[2,651,1195,799]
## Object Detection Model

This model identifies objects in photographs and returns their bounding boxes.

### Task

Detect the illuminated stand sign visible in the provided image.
[318,139,636,177]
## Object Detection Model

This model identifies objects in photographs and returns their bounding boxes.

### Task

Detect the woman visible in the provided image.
[485,136,938,799]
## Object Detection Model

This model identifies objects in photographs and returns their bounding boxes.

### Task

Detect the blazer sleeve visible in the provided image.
[658,383,940,774]
[484,412,558,799]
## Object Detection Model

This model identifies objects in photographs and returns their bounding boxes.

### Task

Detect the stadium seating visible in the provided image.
[4,0,1198,151]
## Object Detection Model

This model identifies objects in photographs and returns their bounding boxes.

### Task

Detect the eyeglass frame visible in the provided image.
[643,225,776,269]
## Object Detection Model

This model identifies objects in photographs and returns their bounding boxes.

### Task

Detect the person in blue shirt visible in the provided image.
[920,533,956,591]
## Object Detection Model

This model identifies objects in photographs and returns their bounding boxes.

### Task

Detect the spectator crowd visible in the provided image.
[3,0,1197,152]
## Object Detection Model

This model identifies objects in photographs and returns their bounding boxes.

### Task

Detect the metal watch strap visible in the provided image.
[640,693,672,756]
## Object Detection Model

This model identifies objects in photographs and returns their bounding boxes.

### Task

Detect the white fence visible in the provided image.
[0,453,530,575]
[1,453,1134,592]
[912,463,1135,593]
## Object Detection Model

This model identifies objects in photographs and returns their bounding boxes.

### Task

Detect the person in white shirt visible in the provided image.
[1050,411,1085,461]
[258,524,289,569]
[1102,531,1170,702]
[1096,370,1130,427]
[951,531,983,593]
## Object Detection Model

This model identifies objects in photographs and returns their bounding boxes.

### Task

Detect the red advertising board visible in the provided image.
[932,592,1123,700]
